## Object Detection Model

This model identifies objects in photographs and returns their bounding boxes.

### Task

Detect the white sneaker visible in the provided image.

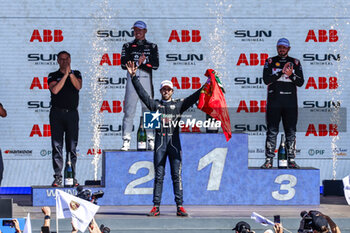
[148,139,154,151]
[121,139,130,151]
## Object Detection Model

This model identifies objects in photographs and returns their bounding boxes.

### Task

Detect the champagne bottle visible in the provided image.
[278,134,287,169]
[64,152,74,187]
[137,116,147,151]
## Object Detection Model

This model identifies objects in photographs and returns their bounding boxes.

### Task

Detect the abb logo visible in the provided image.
[237,100,266,113]
[30,124,51,137]
[100,53,121,66]
[87,148,102,155]
[171,77,201,89]
[168,30,201,42]
[305,77,338,89]
[100,100,123,113]
[305,30,338,42]
[236,53,268,66]
[30,77,48,89]
[30,30,63,42]
[305,124,338,136]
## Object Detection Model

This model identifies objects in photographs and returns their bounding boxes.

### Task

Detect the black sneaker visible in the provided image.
[288,159,300,169]
[147,206,160,217]
[176,206,189,217]
[52,176,62,187]
[260,159,273,169]
[73,178,79,187]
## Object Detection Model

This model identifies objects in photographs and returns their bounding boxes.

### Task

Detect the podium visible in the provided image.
[32,133,319,206]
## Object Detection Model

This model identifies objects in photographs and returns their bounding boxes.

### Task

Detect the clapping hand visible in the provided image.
[282,62,293,77]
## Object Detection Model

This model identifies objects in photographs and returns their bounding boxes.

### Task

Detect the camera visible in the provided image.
[76,186,104,204]
[100,224,111,233]
[298,210,319,233]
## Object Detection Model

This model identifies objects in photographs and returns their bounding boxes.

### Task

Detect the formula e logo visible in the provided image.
[144,111,161,129]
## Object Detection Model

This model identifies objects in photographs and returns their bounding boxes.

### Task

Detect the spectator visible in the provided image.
[88,219,101,233]
[273,223,283,233]
[312,212,341,233]
[12,219,21,233]
[233,221,255,233]
[42,206,51,227]
[71,221,78,233]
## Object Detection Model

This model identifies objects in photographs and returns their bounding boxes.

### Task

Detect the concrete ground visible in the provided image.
[1,195,349,233]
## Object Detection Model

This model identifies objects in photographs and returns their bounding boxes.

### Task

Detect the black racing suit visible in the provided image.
[121,39,159,141]
[132,75,202,205]
[263,55,304,159]
[121,39,159,78]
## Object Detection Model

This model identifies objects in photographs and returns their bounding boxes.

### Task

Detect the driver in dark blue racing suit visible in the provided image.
[126,61,204,217]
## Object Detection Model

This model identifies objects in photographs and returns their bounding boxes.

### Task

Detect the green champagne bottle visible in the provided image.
[278,134,287,169]
[64,152,74,187]
[137,116,147,151]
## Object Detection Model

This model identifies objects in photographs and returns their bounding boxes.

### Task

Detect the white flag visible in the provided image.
[23,213,32,233]
[251,212,274,226]
[343,174,350,205]
[56,189,100,232]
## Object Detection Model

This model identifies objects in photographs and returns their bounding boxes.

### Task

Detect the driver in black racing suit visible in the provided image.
[126,61,204,217]
[261,38,304,169]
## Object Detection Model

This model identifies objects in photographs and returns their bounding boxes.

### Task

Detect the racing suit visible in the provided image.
[263,55,304,159]
[132,75,202,205]
[121,39,159,141]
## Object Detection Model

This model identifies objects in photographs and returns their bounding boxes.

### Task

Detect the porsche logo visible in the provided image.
[69,201,80,211]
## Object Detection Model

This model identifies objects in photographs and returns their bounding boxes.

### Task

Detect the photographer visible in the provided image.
[12,219,21,233]
[273,223,283,233]
[299,211,341,233]
[315,212,341,233]
[41,206,51,233]
[233,221,255,233]
[76,186,104,204]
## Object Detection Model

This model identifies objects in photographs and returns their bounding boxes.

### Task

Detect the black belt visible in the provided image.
[51,107,77,113]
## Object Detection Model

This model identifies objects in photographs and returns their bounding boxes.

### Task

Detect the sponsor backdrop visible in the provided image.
[0,1,349,186]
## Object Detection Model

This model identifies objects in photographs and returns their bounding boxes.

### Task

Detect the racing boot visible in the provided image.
[121,139,130,151]
[176,205,189,217]
[288,158,300,169]
[148,138,154,151]
[260,158,273,169]
[262,139,275,169]
[286,141,299,169]
[52,176,62,187]
[147,206,160,217]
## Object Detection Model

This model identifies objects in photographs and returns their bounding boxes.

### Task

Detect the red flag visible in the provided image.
[198,69,232,141]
